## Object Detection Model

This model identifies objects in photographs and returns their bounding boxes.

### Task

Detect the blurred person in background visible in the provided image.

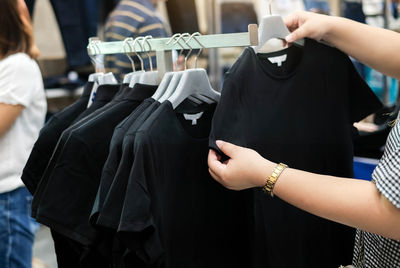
[0,0,47,267]
[104,0,169,81]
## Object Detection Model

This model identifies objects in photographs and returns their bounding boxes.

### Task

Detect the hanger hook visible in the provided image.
[93,40,105,73]
[142,35,154,72]
[268,0,272,15]
[123,37,136,72]
[187,32,204,69]
[169,33,185,61]
[87,39,103,73]
[130,37,145,72]
[180,33,192,70]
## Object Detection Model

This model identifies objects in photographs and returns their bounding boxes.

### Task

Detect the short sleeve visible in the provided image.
[346,56,382,123]
[0,54,41,107]
[373,119,400,209]
[117,133,163,264]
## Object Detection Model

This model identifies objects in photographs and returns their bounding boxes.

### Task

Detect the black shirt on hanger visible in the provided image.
[31,83,122,217]
[34,83,157,246]
[91,99,161,229]
[116,101,254,267]
[209,40,382,268]
[72,83,124,124]
[21,82,94,195]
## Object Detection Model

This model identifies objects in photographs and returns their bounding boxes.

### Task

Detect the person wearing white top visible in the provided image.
[0,1,46,267]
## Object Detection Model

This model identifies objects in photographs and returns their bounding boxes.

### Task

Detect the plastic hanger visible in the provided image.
[138,36,159,85]
[87,38,105,84]
[129,37,147,87]
[122,37,138,84]
[97,72,118,85]
[167,33,220,109]
[252,3,304,53]
[157,34,202,105]
[151,34,181,100]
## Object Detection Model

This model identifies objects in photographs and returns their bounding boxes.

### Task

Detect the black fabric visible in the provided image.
[31,84,121,218]
[209,40,382,268]
[22,82,93,195]
[116,101,254,267]
[51,230,81,268]
[34,83,157,246]
[91,100,160,229]
[72,83,122,124]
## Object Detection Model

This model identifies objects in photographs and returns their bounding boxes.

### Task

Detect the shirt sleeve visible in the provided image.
[346,56,382,123]
[0,54,40,107]
[208,73,248,160]
[117,132,163,264]
[372,118,400,209]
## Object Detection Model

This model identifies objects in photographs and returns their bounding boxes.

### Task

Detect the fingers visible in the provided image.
[207,150,226,178]
[284,12,300,31]
[215,140,239,158]
[285,24,308,43]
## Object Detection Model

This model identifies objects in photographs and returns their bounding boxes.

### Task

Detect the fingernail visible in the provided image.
[216,140,223,147]
[285,34,293,43]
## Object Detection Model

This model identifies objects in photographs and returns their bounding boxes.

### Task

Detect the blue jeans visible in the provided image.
[0,187,39,268]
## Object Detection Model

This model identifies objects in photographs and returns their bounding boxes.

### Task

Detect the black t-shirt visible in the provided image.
[91,100,161,229]
[34,84,157,246]
[116,101,254,267]
[22,82,93,195]
[31,83,121,217]
[209,40,382,268]
[71,83,122,124]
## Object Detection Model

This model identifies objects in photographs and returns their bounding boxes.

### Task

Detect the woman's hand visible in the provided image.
[207,140,275,191]
[284,11,334,44]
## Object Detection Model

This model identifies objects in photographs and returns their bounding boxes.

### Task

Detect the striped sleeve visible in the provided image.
[372,116,400,209]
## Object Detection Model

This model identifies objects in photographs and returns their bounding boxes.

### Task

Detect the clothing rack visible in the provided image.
[87,24,259,82]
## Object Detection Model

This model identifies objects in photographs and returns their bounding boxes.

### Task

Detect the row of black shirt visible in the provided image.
[23,82,251,268]
[23,39,382,268]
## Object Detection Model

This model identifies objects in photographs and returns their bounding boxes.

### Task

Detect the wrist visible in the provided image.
[256,159,276,188]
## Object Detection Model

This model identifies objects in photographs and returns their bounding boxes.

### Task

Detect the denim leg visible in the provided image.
[0,187,38,268]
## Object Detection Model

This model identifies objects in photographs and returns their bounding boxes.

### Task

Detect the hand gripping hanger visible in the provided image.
[167,33,220,109]
[252,0,304,53]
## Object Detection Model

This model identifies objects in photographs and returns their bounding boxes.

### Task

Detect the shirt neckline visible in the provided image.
[249,38,309,80]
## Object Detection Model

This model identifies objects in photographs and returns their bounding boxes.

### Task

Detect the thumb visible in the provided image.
[285,25,307,43]
[216,140,240,158]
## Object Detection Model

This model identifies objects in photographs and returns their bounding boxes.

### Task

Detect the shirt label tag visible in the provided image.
[268,54,287,67]
[183,112,204,125]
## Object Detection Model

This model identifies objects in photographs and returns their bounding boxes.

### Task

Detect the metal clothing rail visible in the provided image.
[87,24,259,81]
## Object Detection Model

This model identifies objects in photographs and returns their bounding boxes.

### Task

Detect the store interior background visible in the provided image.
[30,0,400,267]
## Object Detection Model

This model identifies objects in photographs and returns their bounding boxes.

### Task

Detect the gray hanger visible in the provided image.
[252,2,304,53]
[167,33,220,109]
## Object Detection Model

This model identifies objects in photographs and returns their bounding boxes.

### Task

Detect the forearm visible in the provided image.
[323,16,400,79]
[0,103,23,137]
[270,165,400,240]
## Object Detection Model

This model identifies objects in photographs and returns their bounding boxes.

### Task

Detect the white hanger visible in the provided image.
[122,37,137,84]
[157,34,202,105]
[252,3,304,53]
[167,33,220,109]
[97,72,118,85]
[152,34,186,101]
[87,38,105,83]
[129,37,147,87]
[138,36,159,86]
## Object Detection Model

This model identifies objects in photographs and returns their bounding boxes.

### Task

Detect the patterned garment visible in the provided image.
[353,114,400,268]
[104,0,168,81]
